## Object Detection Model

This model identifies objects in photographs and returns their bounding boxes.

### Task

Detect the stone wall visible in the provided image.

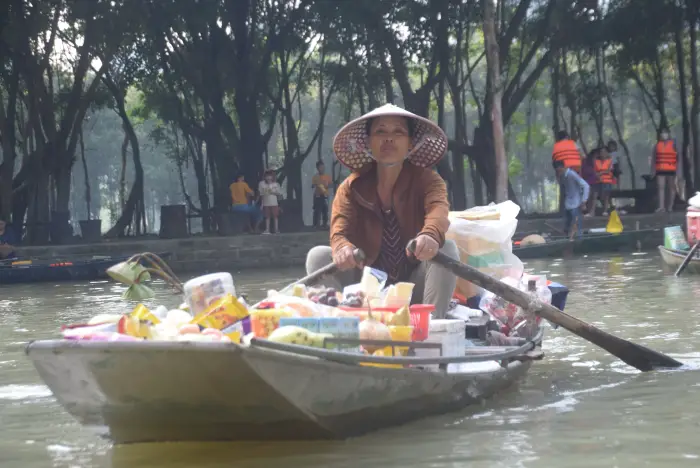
[13,211,686,273]
[16,232,330,274]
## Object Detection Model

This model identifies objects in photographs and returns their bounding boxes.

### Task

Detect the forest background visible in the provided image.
[1,0,698,242]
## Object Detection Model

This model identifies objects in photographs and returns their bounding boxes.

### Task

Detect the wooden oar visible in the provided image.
[278,248,365,293]
[674,240,700,277]
[408,240,682,372]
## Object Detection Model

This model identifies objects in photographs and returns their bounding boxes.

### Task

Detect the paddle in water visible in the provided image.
[674,241,700,277]
[407,240,682,372]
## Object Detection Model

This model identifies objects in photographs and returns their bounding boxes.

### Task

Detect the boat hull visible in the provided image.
[658,245,700,274]
[0,252,171,284]
[26,340,532,444]
[515,229,661,259]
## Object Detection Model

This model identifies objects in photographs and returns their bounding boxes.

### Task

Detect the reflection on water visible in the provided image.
[1,254,700,467]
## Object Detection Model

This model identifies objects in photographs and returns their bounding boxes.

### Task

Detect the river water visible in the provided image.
[1,252,699,468]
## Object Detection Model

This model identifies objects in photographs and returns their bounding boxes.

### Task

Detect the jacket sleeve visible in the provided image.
[418,170,450,246]
[330,179,357,255]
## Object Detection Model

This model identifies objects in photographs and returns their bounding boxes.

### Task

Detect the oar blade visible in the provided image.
[418,243,683,372]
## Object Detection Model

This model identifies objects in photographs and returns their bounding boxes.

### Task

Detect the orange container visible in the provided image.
[338,304,434,341]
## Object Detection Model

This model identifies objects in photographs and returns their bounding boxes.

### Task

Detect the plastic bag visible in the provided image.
[478,277,522,330]
[689,192,700,209]
[447,201,524,298]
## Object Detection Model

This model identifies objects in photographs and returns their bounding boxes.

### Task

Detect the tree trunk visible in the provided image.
[674,10,693,195]
[79,128,91,219]
[119,124,128,208]
[105,86,146,238]
[550,52,561,135]
[483,0,508,203]
[688,1,700,188]
[603,64,636,188]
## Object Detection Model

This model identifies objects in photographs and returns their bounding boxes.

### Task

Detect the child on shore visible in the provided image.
[258,169,283,235]
[554,160,590,239]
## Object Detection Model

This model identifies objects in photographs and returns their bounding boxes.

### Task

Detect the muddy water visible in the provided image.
[1,253,699,468]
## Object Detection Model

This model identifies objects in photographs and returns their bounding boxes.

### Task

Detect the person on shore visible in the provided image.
[552,130,583,173]
[554,160,590,239]
[586,147,613,217]
[229,174,263,233]
[311,160,331,229]
[651,127,678,212]
[553,130,583,213]
[0,216,19,260]
[259,169,283,235]
[304,103,459,318]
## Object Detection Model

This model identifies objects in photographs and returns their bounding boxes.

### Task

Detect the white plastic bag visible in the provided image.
[688,192,700,209]
[446,201,524,298]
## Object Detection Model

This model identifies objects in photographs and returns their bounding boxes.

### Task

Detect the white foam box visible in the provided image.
[414,319,466,370]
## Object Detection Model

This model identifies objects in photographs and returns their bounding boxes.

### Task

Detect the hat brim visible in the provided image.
[332,104,448,172]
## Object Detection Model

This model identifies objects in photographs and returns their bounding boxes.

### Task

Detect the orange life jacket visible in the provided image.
[655,140,677,172]
[594,158,614,184]
[552,139,582,171]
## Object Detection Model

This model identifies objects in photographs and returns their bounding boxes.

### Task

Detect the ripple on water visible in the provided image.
[1,255,700,468]
[0,385,52,401]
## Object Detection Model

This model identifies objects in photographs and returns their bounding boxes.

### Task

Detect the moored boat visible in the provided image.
[514,228,662,259]
[658,245,700,274]
[25,328,543,444]
[0,253,171,285]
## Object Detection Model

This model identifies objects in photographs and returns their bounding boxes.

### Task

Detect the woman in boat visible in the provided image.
[305,104,459,318]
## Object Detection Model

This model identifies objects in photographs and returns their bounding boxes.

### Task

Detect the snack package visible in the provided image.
[184,273,236,316]
[250,308,294,338]
[190,294,249,330]
[359,267,388,299]
[279,317,320,334]
[383,282,415,308]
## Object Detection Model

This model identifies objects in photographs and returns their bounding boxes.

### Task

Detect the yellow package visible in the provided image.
[191,294,249,330]
[130,303,161,325]
[250,308,293,338]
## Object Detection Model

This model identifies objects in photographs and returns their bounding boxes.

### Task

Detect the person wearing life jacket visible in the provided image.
[651,127,678,212]
[552,130,583,173]
[586,147,614,217]
[607,140,621,185]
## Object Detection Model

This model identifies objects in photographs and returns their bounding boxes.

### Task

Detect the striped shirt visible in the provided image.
[371,209,417,284]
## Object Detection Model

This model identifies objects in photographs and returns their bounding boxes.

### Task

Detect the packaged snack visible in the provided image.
[250,308,294,338]
[190,294,249,330]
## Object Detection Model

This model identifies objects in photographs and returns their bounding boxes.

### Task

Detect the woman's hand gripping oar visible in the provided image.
[407,240,682,372]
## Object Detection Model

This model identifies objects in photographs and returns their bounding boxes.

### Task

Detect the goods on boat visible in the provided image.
[446,201,524,299]
[184,272,237,315]
[665,225,690,251]
[26,253,563,444]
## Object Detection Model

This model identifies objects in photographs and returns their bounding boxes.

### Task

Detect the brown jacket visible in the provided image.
[330,162,450,265]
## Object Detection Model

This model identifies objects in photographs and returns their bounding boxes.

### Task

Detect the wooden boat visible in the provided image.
[514,228,662,259]
[25,326,544,444]
[0,252,171,284]
[658,245,700,274]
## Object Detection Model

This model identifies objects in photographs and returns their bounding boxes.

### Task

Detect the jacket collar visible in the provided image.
[348,162,413,213]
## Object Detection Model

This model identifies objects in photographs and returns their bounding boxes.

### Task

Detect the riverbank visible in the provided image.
[13,211,685,273]
[16,231,329,273]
